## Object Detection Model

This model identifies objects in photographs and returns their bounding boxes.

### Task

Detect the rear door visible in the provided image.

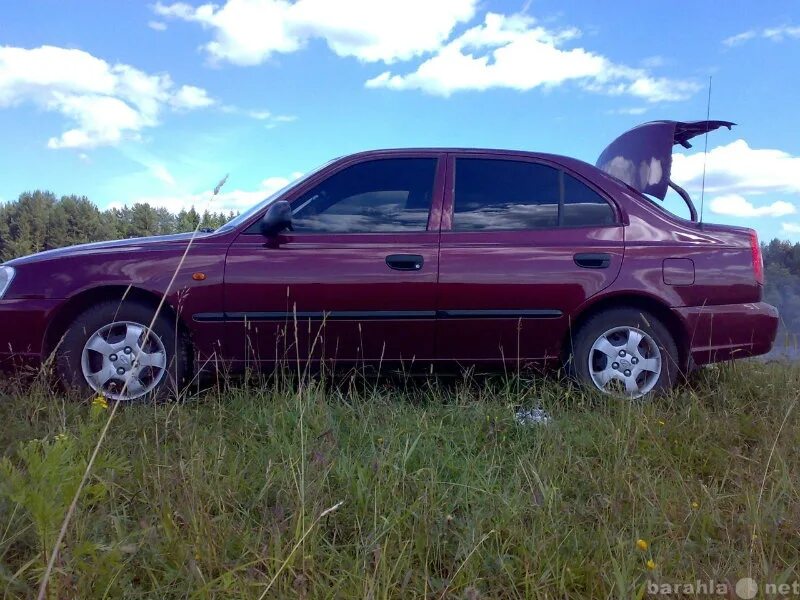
[436,153,624,365]
[223,152,444,369]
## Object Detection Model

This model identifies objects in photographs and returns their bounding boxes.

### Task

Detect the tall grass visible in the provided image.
[1,361,799,598]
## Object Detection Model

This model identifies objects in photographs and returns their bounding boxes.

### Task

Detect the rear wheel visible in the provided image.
[55,300,190,402]
[570,307,680,398]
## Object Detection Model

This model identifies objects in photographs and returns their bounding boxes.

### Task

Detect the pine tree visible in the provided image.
[12,191,57,255]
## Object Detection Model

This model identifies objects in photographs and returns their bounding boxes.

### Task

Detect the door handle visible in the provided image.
[386,254,424,271]
[574,252,611,269]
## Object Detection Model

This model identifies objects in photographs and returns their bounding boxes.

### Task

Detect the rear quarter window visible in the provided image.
[562,173,616,227]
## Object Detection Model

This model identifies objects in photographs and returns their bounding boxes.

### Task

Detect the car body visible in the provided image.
[0,120,779,399]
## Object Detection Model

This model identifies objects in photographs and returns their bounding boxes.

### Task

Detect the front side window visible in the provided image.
[291,158,436,233]
[453,158,615,231]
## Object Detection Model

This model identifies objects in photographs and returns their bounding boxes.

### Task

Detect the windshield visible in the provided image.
[216,159,336,232]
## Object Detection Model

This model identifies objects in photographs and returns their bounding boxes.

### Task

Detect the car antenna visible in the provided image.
[699,75,712,227]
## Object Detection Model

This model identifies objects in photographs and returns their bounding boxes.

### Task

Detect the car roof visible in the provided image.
[344,147,566,158]
[341,147,600,178]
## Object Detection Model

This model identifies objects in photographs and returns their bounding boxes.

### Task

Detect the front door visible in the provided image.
[222,153,444,370]
[436,153,624,367]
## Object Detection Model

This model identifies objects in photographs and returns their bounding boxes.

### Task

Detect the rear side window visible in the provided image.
[291,158,436,233]
[454,159,559,231]
[453,158,615,231]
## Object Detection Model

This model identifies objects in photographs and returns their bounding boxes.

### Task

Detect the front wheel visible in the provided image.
[570,308,680,398]
[55,300,190,402]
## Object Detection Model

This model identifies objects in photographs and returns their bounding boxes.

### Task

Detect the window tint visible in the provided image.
[454,159,559,231]
[562,173,616,227]
[453,158,616,231]
[291,158,436,233]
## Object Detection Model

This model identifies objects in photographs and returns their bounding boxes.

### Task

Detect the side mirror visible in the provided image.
[260,201,293,237]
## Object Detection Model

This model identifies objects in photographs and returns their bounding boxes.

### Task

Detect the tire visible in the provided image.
[55,299,190,402]
[569,307,680,398]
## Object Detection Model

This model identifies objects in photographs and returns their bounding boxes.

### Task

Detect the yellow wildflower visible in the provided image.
[646,559,656,570]
[657,419,665,426]
[92,395,109,409]
[691,501,699,509]
[636,539,649,551]
[55,432,68,442]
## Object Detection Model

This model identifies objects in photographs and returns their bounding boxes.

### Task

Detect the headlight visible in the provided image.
[0,265,15,299]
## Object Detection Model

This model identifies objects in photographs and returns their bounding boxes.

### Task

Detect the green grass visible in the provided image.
[1,362,799,598]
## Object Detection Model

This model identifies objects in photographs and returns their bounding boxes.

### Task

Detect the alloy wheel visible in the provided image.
[588,326,662,398]
[80,320,167,401]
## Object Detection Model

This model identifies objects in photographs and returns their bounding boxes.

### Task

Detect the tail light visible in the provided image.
[749,229,764,285]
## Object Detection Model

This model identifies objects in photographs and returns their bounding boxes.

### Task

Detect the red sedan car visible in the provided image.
[0,120,779,401]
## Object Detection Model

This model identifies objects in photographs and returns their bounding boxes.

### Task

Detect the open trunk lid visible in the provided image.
[596,120,735,200]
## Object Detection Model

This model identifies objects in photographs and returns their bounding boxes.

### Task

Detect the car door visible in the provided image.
[436,153,624,366]
[222,152,445,370]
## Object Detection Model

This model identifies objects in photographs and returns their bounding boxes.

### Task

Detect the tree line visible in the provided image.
[0,191,235,261]
[762,239,800,342]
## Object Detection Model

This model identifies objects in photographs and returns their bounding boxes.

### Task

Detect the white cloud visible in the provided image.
[620,75,699,103]
[118,172,304,214]
[763,25,800,40]
[148,20,168,31]
[247,109,273,120]
[263,113,298,129]
[220,104,298,126]
[640,55,666,68]
[46,94,143,148]
[154,0,477,65]
[366,13,699,101]
[170,84,215,109]
[607,106,648,115]
[0,45,213,149]
[151,164,176,186]
[672,140,800,196]
[709,194,795,218]
[782,223,800,234]
[154,2,696,103]
[724,24,800,46]
[723,30,757,47]
[269,114,297,123]
[673,141,800,224]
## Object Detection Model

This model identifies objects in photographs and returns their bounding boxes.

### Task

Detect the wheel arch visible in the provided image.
[562,292,690,371]
[43,285,193,361]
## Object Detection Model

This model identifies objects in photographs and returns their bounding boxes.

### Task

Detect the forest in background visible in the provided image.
[762,239,800,343]
[1,190,800,340]
[0,190,234,261]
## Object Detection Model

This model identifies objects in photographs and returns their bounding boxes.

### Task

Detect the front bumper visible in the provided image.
[0,298,61,372]
[674,301,779,365]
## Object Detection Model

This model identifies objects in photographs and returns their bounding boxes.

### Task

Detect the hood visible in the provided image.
[5,232,206,266]
[596,120,735,200]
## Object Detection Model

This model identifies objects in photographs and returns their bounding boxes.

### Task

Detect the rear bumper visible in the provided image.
[0,298,59,372]
[674,301,779,365]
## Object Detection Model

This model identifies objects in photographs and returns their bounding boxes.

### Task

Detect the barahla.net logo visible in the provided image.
[648,577,800,598]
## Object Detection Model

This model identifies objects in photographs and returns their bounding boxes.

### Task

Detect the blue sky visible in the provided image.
[1,0,799,240]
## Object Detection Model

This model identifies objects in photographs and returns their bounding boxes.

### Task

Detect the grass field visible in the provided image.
[1,362,799,598]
